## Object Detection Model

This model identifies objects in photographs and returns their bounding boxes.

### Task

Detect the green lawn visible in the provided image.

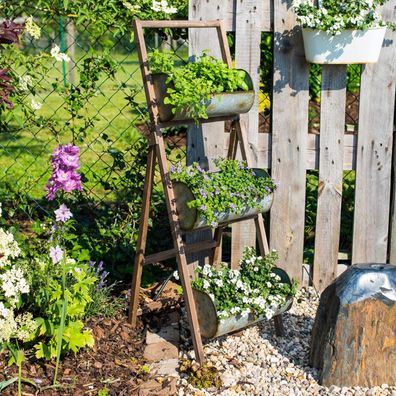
[0,50,148,200]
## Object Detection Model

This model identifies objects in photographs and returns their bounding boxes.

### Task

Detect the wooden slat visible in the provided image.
[143,240,218,265]
[139,19,222,28]
[313,66,347,292]
[188,0,272,31]
[187,1,229,274]
[223,133,358,170]
[270,0,309,283]
[231,0,264,266]
[353,2,396,264]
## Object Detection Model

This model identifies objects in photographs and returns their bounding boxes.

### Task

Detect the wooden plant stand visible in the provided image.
[128,19,282,364]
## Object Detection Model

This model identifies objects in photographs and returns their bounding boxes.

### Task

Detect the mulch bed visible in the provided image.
[0,315,151,395]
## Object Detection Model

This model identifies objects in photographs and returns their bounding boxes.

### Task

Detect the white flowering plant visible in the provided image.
[190,247,297,320]
[293,0,396,35]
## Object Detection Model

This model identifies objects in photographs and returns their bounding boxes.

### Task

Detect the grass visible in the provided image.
[0,49,147,200]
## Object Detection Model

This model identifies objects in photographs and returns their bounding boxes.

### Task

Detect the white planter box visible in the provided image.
[302,27,386,64]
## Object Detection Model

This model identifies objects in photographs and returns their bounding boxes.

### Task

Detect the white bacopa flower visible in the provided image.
[203,279,210,289]
[31,98,42,110]
[253,266,259,272]
[266,281,272,288]
[214,278,223,287]
[172,270,179,280]
[202,264,212,276]
[50,45,71,63]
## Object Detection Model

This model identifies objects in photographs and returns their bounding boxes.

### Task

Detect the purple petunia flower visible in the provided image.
[45,144,83,200]
[54,204,73,222]
[49,245,63,264]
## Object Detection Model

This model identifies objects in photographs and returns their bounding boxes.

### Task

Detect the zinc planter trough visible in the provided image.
[173,169,273,231]
[302,27,386,64]
[193,268,293,338]
[152,70,255,122]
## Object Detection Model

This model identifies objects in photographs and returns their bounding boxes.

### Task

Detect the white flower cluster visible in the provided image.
[152,0,177,14]
[19,74,33,92]
[192,248,291,321]
[50,45,71,63]
[123,1,141,13]
[0,228,21,267]
[0,305,36,344]
[0,205,34,343]
[0,267,30,303]
[25,16,41,40]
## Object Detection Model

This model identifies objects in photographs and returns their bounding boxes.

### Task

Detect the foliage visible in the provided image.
[148,50,250,122]
[170,159,276,228]
[179,359,222,390]
[294,0,395,35]
[0,0,188,39]
[190,247,297,320]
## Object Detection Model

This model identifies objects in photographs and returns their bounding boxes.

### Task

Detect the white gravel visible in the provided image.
[178,287,396,396]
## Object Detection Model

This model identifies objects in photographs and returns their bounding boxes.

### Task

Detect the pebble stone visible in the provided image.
[177,287,396,396]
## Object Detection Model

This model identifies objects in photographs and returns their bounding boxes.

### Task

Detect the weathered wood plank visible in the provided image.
[188,0,272,31]
[353,1,396,263]
[269,0,309,283]
[313,66,347,292]
[224,132,357,170]
[231,0,264,266]
[187,2,229,273]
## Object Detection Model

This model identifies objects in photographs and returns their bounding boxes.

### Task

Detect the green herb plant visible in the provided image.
[148,50,250,122]
[190,247,298,320]
[294,0,396,35]
[170,158,276,228]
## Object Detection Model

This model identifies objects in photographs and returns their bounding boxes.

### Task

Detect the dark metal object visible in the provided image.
[310,263,396,387]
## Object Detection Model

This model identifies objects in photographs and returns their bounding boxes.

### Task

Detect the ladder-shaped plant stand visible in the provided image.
[128,19,282,364]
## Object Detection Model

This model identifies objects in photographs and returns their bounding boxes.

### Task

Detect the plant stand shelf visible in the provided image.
[128,19,284,364]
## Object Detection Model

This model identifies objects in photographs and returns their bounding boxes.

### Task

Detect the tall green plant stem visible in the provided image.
[53,258,68,385]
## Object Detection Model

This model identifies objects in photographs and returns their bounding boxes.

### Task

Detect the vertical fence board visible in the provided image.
[353,3,396,264]
[270,0,309,282]
[231,0,264,266]
[313,66,346,291]
[187,2,228,274]
[391,94,396,264]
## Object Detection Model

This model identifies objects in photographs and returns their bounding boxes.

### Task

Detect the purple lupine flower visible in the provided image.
[54,204,73,222]
[45,144,83,200]
[49,245,63,264]
[89,260,109,289]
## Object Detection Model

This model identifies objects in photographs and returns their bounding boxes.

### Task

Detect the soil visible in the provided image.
[0,283,182,396]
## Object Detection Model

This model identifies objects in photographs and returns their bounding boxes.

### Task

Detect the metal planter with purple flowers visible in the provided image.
[173,168,274,231]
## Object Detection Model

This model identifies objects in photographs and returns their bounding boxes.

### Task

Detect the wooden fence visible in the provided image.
[187,0,396,291]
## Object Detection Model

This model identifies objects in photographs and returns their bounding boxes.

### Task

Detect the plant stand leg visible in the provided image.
[156,135,205,364]
[255,214,270,256]
[227,125,238,160]
[210,226,223,268]
[273,314,285,337]
[128,146,156,327]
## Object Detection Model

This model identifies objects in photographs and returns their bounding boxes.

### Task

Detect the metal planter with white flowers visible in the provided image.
[302,27,386,64]
[173,168,273,231]
[192,268,293,339]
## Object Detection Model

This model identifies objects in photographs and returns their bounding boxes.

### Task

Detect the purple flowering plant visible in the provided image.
[45,144,83,200]
[170,158,277,228]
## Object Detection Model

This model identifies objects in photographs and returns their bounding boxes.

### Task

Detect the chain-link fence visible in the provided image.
[0,6,361,275]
